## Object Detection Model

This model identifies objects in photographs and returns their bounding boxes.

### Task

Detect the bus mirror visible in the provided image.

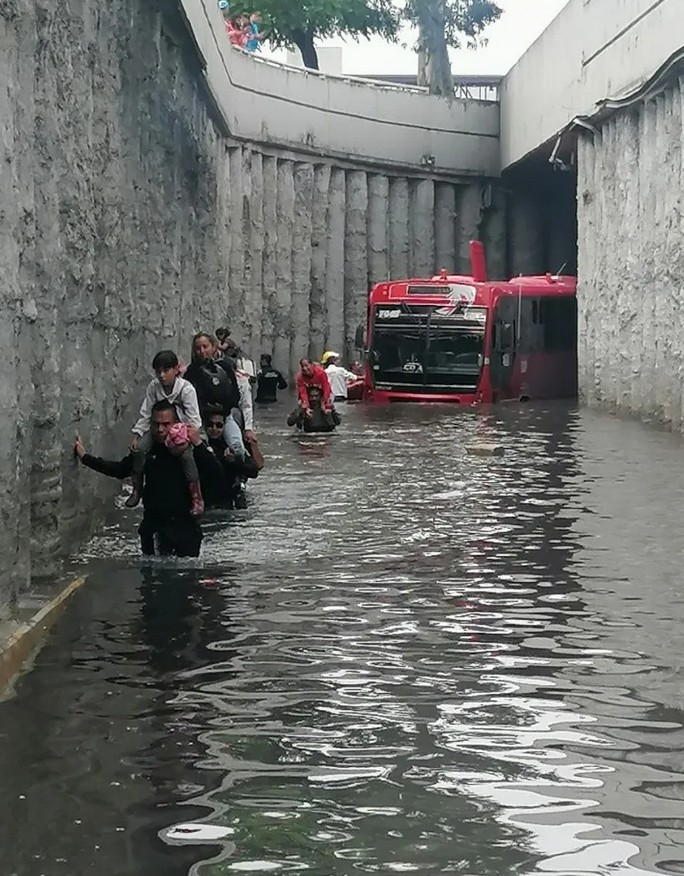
[354,325,365,349]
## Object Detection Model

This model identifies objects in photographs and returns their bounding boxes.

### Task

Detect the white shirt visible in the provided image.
[326,364,357,399]
[237,371,254,431]
[132,377,202,436]
[237,356,255,379]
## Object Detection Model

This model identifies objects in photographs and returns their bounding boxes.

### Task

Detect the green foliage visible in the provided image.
[226,0,500,79]
[229,0,400,51]
[405,0,502,95]
[445,0,502,48]
[404,0,502,51]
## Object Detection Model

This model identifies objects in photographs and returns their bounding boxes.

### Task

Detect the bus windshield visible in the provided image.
[372,324,484,390]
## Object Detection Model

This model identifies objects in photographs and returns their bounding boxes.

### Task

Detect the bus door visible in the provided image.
[489,297,517,398]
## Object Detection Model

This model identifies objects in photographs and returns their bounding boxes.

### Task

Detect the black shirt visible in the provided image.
[256,366,287,403]
[79,443,222,557]
[204,438,261,507]
[287,406,340,432]
[80,442,223,520]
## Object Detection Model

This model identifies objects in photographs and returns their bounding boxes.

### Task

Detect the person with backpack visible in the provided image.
[185,332,248,461]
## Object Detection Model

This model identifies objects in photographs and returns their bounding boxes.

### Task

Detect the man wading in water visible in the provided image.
[75,400,222,557]
[287,385,341,433]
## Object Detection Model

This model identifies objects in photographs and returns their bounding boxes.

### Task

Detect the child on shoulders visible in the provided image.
[128,350,204,516]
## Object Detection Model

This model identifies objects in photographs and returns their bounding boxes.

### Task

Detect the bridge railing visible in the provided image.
[182,0,501,176]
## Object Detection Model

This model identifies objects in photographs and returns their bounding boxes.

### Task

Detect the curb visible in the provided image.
[0,575,87,696]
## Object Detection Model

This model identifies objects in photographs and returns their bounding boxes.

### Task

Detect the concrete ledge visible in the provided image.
[0,576,86,696]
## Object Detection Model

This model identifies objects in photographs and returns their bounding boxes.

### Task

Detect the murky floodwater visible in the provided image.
[3,401,684,875]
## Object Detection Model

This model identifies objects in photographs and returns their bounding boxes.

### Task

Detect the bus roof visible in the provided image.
[370,273,576,303]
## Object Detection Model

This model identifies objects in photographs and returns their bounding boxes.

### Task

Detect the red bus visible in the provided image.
[357,242,577,404]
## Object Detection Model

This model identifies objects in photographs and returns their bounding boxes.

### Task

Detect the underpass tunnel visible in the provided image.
[503,146,578,279]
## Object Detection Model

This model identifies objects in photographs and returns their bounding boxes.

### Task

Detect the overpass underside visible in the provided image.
[503,157,578,279]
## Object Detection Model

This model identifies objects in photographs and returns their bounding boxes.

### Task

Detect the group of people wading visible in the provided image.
[74,333,360,559]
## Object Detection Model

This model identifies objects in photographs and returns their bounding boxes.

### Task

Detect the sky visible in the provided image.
[261,0,571,77]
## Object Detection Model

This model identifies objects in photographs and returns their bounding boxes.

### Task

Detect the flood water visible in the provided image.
[2,401,684,875]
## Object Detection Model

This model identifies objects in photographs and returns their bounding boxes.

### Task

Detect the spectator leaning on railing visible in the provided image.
[217,0,268,53]
[245,12,268,52]
[227,13,251,47]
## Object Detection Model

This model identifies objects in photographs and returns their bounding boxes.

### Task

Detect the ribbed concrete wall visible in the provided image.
[577,77,684,428]
[213,145,497,370]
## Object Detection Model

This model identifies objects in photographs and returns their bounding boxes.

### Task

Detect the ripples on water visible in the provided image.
[3,402,684,875]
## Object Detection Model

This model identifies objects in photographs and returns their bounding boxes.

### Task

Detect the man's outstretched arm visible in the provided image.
[75,436,133,480]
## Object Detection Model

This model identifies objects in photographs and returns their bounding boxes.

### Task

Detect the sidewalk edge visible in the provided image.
[0,576,87,695]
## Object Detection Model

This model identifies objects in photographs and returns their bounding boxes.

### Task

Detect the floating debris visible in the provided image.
[465,442,504,456]
[161,823,235,845]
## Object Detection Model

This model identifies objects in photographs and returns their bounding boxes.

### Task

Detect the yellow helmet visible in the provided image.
[321,350,339,365]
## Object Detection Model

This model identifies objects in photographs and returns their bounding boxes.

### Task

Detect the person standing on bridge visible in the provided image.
[245,11,268,52]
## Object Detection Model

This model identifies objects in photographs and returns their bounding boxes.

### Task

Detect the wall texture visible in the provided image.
[501,0,683,168]
[0,0,505,606]
[577,76,684,428]
[1,0,231,602]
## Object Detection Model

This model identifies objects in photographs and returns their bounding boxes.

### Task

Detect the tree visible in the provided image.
[230,0,401,71]
[405,0,502,96]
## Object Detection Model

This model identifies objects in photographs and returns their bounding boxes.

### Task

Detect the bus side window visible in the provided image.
[540,297,577,351]
[495,322,515,351]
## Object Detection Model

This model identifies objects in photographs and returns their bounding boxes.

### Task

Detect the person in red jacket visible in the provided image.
[296,358,333,416]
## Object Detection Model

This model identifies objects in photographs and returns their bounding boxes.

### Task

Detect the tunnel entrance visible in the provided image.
[503,149,578,279]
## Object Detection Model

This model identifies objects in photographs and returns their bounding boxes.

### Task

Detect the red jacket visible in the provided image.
[226,21,248,47]
[296,364,333,409]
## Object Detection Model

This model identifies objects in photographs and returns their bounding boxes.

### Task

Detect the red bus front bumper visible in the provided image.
[364,386,481,405]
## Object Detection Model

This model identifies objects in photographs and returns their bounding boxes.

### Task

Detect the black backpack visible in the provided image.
[216,357,241,411]
[186,360,240,414]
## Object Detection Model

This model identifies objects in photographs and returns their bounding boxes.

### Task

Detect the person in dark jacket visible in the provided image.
[202,405,264,509]
[75,401,224,557]
[255,354,288,404]
[287,386,341,433]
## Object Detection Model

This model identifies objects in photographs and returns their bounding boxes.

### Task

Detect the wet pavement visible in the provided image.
[2,400,684,875]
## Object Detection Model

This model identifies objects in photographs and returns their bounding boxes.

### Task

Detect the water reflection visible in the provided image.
[1,402,684,874]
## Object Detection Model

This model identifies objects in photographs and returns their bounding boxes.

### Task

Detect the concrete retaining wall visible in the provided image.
[577,76,684,427]
[223,148,497,376]
[0,0,504,606]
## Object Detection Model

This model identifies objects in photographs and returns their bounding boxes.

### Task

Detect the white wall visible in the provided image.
[501,0,684,169]
[180,0,500,177]
[285,47,343,75]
